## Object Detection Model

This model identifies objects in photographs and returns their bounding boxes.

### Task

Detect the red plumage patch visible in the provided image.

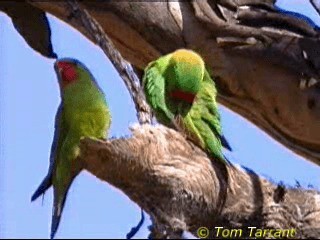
[170,90,196,103]
[56,62,77,87]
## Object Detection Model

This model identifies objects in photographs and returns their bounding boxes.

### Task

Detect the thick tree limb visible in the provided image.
[26,1,320,166]
[2,2,320,237]
[79,124,320,239]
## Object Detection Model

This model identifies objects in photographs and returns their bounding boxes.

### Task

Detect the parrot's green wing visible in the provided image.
[31,103,67,201]
[190,113,226,162]
[49,103,68,171]
[181,69,232,163]
[143,60,175,126]
[201,70,232,151]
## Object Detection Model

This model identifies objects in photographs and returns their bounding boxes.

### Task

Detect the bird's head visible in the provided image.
[54,58,92,90]
[165,49,205,104]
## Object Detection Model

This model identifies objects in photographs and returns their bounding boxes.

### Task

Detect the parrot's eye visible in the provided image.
[56,62,77,85]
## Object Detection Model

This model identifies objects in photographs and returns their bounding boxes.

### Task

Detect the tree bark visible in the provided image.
[26,1,320,166]
[79,124,320,239]
[2,1,320,238]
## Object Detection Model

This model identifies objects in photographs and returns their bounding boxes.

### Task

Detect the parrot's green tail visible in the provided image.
[32,166,82,239]
[220,135,232,152]
[50,178,74,240]
[31,173,53,201]
[222,153,233,166]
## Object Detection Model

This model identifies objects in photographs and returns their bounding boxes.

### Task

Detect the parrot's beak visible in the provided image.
[54,61,63,76]
[54,61,60,74]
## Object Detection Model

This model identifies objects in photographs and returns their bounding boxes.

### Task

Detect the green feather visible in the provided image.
[31,58,111,239]
[186,76,224,161]
[143,54,175,126]
[143,49,232,164]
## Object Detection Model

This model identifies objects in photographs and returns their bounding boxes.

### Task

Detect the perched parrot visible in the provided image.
[142,49,232,163]
[31,58,111,239]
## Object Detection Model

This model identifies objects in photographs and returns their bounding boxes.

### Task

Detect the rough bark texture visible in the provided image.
[25,0,320,166]
[79,124,320,239]
[2,1,320,238]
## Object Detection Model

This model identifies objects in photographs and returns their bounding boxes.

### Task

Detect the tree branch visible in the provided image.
[3,2,320,237]
[66,0,152,124]
[310,0,320,17]
[26,1,320,166]
[79,124,320,239]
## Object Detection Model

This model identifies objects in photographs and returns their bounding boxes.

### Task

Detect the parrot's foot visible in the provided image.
[148,220,185,239]
[299,51,320,89]
[80,136,106,142]
[299,77,319,89]
[148,211,187,239]
[186,140,198,153]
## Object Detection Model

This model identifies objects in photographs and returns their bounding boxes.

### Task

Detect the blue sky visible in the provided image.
[1,1,320,238]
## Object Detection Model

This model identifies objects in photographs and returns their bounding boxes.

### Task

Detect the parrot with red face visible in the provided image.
[142,49,232,163]
[31,58,111,239]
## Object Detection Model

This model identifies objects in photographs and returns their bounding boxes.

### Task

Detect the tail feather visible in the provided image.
[223,154,233,166]
[220,135,232,151]
[50,175,76,239]
[31,175,52,202]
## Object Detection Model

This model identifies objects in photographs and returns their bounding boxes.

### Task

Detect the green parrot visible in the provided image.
[143,49,232,163]
[31,58,111,239]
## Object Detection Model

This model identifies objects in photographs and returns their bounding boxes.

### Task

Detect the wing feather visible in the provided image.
[143,61,175,126]
[200,70,232,151]
[31,103,68,201]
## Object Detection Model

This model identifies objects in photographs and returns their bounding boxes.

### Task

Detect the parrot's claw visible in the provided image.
[80,136,105,142]
[299,78,307,89]
[302,50,308,60]
[299,77,319,89]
